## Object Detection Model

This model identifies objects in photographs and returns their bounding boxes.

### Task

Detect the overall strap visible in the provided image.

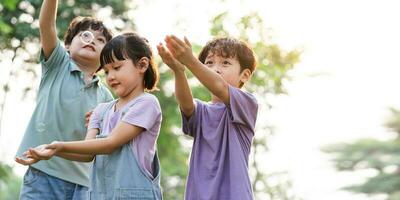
[97,100,116,134]
[98,98,138,133]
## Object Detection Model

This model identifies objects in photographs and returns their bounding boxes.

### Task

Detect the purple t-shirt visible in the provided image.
[182,86,258,200]
[89,93,162,179]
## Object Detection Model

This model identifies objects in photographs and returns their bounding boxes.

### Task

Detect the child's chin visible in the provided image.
[114,90,123,97]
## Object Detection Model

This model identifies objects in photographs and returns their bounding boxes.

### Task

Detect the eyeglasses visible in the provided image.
[80,31,94,45]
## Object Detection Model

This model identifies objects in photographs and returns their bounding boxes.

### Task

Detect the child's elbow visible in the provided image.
[181,106,194,117]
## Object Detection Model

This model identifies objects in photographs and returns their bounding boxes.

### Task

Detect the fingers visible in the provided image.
[84,111,92,128]
[165,36,178,55]
[85,111,93,118]
[23,150,31,157]
[15,157,38,165]
[29,148,42,159]
[184,36,192,47]
[166,36,182,50]
[169,35,186,47]
[157,43,169,58]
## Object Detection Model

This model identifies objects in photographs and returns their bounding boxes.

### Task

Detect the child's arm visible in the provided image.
[52,129,97,162]
[165,35,230,104]
[15,129,98,165]
[157,43,195,117]
[46,122,144,155]
[54,152,94,162]
[39,0,58,59]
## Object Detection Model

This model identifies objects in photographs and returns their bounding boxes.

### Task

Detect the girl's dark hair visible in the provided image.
[64,16,113,46]
[100,32,159,91]
[198,37,257,73]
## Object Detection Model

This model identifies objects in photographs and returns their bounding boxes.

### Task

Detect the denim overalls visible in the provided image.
[88,101,162,200]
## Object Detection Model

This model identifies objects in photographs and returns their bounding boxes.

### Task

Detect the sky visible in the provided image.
[1,0,400,200]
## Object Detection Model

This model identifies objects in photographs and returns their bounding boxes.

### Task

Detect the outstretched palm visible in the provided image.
[15,144,56,165]
[157,42,186,72]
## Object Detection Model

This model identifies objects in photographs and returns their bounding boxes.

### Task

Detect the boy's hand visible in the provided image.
[157,42,185,72]
[85,110,93,128]
[164,35,196,66]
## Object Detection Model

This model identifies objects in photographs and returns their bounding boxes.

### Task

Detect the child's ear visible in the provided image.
[239,68,252,84]
[138,57,149,72]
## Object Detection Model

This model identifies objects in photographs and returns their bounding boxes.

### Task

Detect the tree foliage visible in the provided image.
[323,108,400,200]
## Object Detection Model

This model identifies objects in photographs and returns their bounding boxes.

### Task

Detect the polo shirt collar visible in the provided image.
[70,62,100,83]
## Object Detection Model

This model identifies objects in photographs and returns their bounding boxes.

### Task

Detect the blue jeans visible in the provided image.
[19,167,88,200]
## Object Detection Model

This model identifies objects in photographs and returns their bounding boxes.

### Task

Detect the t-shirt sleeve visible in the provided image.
[88,103,109,130]
[39,40,69,76]
[228,85,259,130]
[122,96,161,132]
[181,100,201,137]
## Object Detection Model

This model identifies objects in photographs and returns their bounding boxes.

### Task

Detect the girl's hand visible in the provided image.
[29,144,58,160]
[164,35,196,66]
[15,144,55,165]
[157,42,185,72]
[15,156,39,166]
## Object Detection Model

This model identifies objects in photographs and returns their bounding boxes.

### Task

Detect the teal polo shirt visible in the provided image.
[16,40,113,187]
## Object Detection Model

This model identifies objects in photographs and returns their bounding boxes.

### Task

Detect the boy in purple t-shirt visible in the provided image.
[157,36,258,200]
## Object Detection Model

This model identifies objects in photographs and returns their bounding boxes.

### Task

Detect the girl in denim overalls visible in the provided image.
[20,32,163,200]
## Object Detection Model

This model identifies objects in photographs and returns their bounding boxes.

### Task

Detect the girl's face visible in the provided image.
[103,58,145,98]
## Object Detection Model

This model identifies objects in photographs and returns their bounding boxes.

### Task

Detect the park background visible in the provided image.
[1,0,400,199]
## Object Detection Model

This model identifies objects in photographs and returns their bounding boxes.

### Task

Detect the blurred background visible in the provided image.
[1,0,400,199]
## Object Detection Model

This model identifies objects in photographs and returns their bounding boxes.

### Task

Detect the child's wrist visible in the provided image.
[50,141,63,152]
[182,55,197,67]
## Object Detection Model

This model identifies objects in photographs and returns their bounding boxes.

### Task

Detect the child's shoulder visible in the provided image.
[94,100,115,112]
[139,93,160,104]
[126,93,161,111]
[229,85,258,104]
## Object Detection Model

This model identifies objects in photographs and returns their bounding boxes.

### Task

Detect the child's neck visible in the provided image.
[76,63,97,75]
[116,88,145,110]
[74,57,98,74]
[74,60,98,84]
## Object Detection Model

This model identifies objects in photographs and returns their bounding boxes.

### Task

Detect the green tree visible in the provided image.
[323,107,400,200]
[0,163,21,200]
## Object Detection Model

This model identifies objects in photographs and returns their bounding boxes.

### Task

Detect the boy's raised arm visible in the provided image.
[39,0,58,59]
[165,35,230,104]
[157,42,195,117]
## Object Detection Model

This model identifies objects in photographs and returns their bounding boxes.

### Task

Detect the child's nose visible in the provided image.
[214,67,221,74]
